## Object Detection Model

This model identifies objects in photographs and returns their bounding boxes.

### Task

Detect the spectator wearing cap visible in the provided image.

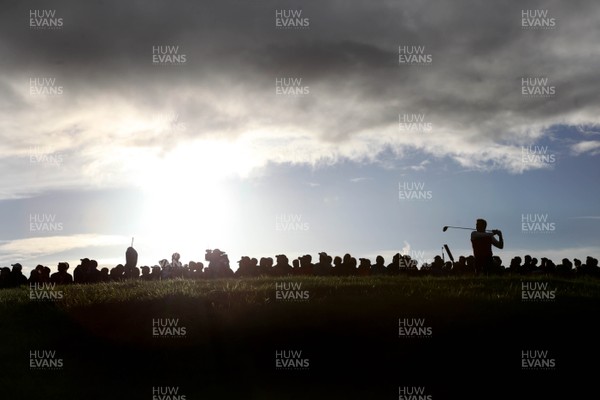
[74,258,90,283]
[140,266,152,281]
[235,256,256,277]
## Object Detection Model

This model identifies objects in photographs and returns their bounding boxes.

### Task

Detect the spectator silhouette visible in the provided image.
[88,260,102,283]
[508,257,521,274]
[332,256,342,274]
[188,261,204,279]
[9,263,28,287]
[291,258,301,275]
[3,245,600,287]
[29,265,44,283]
[530,258,539,272]
[557,258,573,275]
[430,255,444,276]
[74,258,90,283]
[205,249,234,278]
[453,256,468,275]
[579,256,599,276]
[125,246,138,268]
[521,255,533,274]
[491,256,503,274]
[50,262,73,285]
[314,253,332,276]
[110,264,125,281]
[465,256,476,274]
[124,247,140,280]
[140,266,152,281]
[42,266,51,282]
[150,266,162,280]
[99,267,110,282]
[387,253,400,276]
[0,267,11,288]
[589,257,600,277]
[236,256,256,277]
[443,261,453,274]
[273,254,292,276]
[371,256,386,275]
[299,255,314,276]
[258,257,274,276]
[357,258,371,276]
[339,253,357,276]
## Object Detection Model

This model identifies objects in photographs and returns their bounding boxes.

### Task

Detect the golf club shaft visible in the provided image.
[444,225,494,233]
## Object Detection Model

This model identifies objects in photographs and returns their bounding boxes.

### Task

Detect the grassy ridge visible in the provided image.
[1,276,599,399]
[2,275,599,307]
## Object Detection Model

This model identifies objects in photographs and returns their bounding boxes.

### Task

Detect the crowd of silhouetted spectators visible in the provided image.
[1,249,599,288]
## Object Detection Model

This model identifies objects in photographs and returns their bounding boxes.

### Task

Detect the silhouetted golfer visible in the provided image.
[470,219,503,274]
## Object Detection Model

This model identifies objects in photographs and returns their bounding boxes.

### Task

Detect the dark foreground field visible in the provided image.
[1,276,599,399]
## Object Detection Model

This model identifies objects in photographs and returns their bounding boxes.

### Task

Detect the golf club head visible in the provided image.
[442,226,448,232]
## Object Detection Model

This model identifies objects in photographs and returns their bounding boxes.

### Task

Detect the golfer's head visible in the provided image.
[476,218,487,232]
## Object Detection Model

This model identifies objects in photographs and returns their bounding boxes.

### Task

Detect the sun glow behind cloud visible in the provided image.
[133,138,262,263]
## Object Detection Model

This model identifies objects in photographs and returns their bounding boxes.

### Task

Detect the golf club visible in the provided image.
[442,225,494,233]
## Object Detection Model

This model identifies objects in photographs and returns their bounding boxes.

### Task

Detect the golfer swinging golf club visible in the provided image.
[471,218,503,274]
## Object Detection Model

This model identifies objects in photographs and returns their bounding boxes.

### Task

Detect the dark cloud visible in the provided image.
[1,0,599,198]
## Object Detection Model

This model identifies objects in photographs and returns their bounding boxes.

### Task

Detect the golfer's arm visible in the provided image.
[494,233,504,249]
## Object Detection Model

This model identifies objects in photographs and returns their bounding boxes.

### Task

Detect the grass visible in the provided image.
[1,275,598,399]
[2,275,599,308]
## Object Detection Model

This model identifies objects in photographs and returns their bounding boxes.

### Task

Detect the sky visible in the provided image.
[1,0,599,272]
